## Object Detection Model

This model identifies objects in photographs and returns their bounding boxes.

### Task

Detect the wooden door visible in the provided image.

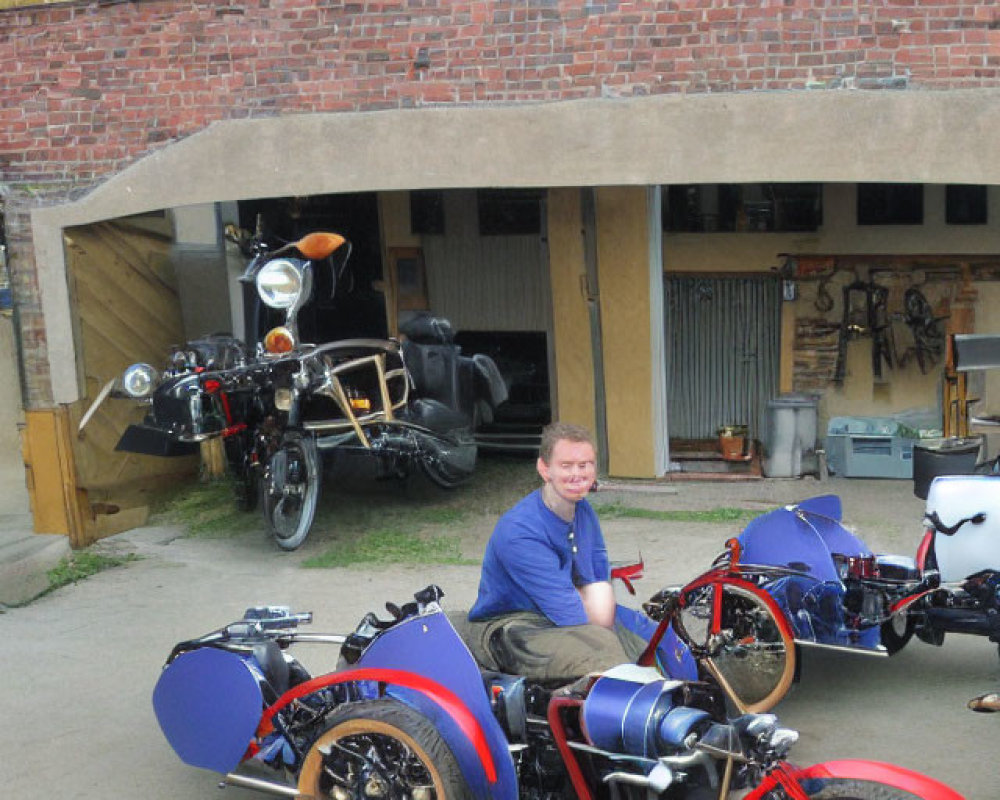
[63,217,197,542]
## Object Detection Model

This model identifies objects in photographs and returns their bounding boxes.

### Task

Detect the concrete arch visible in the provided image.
[34,88,1000,403]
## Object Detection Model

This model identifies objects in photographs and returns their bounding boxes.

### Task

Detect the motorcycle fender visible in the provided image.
[261,667,516,800]
[152,648,264,773]
[387,685,511,800]
[115,423,199,457]
[792,759,964,800]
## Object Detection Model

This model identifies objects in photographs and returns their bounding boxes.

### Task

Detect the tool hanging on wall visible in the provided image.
[899,286,946,374]
[833,279,893,384]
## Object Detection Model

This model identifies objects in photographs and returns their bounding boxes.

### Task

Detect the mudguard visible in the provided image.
[792,759,965,800]
[358,611,517,800]
[261,612,517,800]
[152,648,264,773]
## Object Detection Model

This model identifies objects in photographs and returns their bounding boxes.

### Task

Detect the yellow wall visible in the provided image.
[664,183,1000,428]
[595,187,656,477]
[546,189,596,434]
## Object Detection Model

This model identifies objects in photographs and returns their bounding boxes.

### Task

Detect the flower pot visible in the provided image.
[717,425,752,462]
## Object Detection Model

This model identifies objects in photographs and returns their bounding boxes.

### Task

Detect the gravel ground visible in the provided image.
[1,467,991,799]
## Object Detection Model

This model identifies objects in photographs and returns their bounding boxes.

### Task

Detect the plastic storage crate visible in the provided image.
[825,417,919,479]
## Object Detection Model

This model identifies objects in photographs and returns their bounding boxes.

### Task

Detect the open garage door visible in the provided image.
[55,217,197,544]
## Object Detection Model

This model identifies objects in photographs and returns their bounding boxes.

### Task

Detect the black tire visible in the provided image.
[262,431,320,551]
[418,456,473,489]
[225,434,259,513]
[234,469,260,513]
[676,580,795,713]
[296,699,470,800]
[418,434,476,490]
[804,778,921,799]
[879,613,914,656]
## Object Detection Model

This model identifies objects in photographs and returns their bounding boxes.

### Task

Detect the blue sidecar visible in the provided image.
[734,495,919,654]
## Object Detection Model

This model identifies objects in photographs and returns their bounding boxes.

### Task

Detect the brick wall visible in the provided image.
[2,0,1000,405]
[4,0,1000,189]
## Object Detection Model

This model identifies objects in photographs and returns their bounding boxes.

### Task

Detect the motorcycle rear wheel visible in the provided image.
[417,433,476,489]
[262,431,320,551]
[676,579,795,713]
[296,699,470,800]
[803,778,921,798]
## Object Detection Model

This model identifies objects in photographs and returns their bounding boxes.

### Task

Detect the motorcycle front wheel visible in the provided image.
[296,699,470,800]
[262,431,320,551]
[676,578,795,713]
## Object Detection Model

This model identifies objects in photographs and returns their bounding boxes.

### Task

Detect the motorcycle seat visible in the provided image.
[399,311,455,344]
[253,640,290,699]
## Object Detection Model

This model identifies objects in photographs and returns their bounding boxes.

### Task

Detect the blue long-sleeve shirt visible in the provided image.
[469,490,609,625]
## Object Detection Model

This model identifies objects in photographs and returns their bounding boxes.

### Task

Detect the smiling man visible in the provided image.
[464,422,694,682]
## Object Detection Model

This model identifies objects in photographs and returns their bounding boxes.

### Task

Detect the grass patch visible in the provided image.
[47,551,139,593]
[593,502,764,523]
[150,478,248,537]
[302,527,476,568]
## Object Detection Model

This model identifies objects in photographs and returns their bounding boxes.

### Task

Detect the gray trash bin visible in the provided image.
[763,393,819,478]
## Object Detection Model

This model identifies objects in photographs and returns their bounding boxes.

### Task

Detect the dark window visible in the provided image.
[410,190,445,235]
[857,183,923,225]
[477,189,542,235]
[946,184,987,225]
[663,184,822,232]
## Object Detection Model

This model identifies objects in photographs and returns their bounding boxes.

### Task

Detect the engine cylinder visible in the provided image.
[581,665,709,758]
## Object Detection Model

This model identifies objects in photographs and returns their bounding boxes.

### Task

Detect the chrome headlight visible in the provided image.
[121,363,159,399]
[256,259,303,310]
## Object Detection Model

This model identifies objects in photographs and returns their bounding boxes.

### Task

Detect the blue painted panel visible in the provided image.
[739,504,841,582]
[152,648,263,773]
[358,612,518,800]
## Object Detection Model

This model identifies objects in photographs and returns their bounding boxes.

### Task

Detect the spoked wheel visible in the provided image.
[804,778,922,799]
[676,578,795,713]
[262,431,320,551]
[296,699,469,800]
[879,612,915,656]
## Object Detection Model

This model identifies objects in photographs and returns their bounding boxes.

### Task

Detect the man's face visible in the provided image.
[537,439,597,505]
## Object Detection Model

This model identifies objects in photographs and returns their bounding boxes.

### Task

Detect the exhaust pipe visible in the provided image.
[220,772,302,798]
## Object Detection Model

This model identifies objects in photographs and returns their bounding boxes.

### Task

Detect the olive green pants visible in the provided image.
[455,611,647,683]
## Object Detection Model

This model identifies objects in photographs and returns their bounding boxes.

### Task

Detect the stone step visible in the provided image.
[0,527,71,606]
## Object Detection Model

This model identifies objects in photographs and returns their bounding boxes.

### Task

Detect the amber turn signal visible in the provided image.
[264,326,296,354]
[295,232,346,261]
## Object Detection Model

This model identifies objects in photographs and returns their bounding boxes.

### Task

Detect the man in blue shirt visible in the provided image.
[465,422,694,682]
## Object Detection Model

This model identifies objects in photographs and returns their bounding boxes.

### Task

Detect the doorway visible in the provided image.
[664,275,781,465]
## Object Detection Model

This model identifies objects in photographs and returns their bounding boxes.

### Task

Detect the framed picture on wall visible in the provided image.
[388,247,429,312]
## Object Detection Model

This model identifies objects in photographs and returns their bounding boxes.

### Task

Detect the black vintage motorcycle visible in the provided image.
[106,228,507,550]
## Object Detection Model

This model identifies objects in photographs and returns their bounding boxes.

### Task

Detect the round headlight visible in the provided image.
[121,363,159,399]
[256,259,303,309]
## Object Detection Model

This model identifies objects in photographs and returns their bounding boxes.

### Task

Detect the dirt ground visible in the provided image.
[1,465,993,799]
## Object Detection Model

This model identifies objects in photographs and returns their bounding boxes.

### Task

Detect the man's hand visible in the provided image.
[578,581,616,628]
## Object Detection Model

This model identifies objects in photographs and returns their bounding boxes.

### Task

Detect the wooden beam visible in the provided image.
[23,408,89,547]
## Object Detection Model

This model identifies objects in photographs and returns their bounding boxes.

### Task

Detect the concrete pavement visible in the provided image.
[0,473,994,799]
[0,460,69,607]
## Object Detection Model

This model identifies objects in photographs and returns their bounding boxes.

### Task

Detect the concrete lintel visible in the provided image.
[30,89,1000,403]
